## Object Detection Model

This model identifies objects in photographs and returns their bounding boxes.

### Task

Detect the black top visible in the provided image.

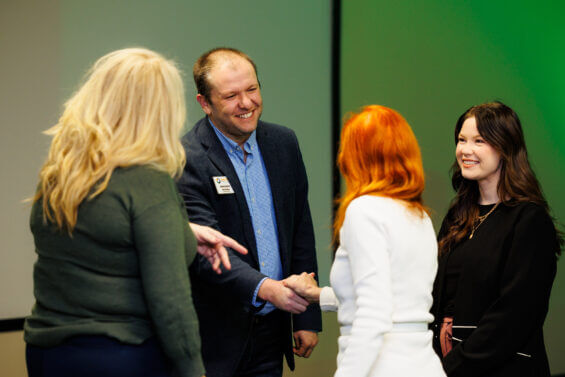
[440,203,498,318]
[431,201,558,377]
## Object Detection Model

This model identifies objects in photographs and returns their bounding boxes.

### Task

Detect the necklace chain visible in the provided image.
[469,202,500,239]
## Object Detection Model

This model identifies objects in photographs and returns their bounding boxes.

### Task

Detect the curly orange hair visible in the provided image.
[334,105,428,242]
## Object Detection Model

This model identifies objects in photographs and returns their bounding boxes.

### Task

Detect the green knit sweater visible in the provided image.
[24,165,204,377]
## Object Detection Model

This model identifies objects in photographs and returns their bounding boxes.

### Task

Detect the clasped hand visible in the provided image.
[281,272,321,358]
[282,272,321,304]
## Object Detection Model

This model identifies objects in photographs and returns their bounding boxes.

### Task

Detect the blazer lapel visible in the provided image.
[196,119,260,264]
[256,123,289,271]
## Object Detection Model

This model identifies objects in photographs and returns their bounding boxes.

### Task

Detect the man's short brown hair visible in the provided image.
[193,47,259,102]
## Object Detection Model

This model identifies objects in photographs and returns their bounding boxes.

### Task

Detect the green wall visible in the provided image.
[341,1,565,374]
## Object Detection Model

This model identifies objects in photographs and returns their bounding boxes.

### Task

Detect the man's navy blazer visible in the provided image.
[177,117,322,377]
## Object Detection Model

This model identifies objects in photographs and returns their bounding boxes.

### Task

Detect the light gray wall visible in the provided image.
[1,0,332,317]
[0,2,335,375]
[0,0,60,319]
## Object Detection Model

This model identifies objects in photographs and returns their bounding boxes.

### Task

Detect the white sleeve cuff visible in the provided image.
[319,286,339,312]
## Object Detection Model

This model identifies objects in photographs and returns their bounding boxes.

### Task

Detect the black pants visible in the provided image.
[26,336,172,377]
[235,310,285,377]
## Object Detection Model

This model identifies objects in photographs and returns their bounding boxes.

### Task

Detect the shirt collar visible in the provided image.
[208,118,257,156]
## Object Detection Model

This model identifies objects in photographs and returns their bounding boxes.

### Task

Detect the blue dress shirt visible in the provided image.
[209,119,282,315]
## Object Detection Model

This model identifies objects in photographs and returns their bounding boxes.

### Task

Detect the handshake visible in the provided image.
[258,272,321,314]
[192,224,322,316]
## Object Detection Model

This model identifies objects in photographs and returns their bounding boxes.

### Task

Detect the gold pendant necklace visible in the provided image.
[469,202,500,239]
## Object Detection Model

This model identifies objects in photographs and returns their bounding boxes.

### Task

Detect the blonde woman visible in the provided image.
[24,48,245,377]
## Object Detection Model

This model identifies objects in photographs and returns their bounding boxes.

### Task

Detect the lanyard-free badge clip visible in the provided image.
[212,176,235,195]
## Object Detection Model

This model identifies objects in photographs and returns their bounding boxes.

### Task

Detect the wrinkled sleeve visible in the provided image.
[133,178,205,377]
[176,151,267,308]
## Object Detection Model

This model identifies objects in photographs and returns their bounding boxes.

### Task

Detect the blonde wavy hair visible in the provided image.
[35,48,187,232]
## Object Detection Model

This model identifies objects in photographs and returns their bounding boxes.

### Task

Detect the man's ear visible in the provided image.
[196,94,212,115]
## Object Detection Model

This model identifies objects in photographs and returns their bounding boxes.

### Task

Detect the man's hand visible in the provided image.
[282,272,321,303]
[189,222,248,274]
[293,330,318,358]
[257,279,309,314]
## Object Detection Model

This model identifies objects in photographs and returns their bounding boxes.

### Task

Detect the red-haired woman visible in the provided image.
[430,102,561,377]
[284,105,445,376]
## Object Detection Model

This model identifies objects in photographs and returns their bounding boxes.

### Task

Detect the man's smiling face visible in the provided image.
[197,54,263,146]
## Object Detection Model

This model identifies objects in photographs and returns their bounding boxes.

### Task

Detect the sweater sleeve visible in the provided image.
[133,176,205,377]
[443,204,557,376]
[334,199,392,377]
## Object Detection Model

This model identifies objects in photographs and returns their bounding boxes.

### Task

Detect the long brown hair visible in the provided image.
[438,101,562,256]
[334,105,428,242]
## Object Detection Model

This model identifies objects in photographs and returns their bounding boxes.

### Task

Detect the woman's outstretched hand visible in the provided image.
[189,222,248,274]
[283,272,321,303]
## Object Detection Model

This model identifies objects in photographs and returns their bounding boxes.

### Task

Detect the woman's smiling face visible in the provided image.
[456,116,502,187]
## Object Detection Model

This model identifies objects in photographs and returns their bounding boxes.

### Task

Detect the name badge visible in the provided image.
[212,176,235,195]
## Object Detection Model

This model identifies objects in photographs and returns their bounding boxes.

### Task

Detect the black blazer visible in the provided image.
[177,117,322,377]
[431,202,557,377]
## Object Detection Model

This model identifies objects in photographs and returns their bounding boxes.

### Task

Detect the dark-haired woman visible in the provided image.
[431,101,562,377]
